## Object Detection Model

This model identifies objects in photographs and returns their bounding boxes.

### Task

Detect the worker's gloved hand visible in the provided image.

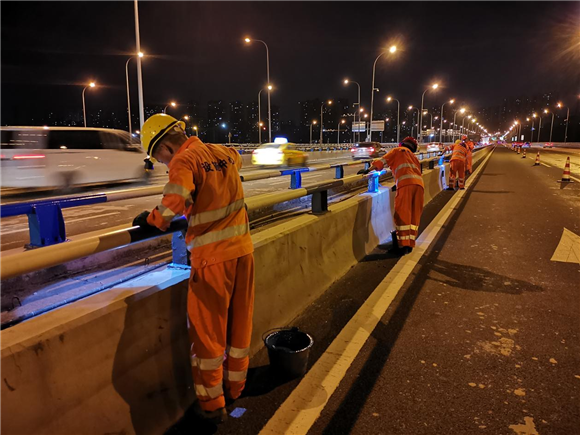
[391,184,397,192]
[357,168,371,175]
[133,210,152,227]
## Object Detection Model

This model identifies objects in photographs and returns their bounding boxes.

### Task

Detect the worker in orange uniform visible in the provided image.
[358,136,424,255]
[132,114,254,424]
[465,138,475,176]
[444,139,467,190]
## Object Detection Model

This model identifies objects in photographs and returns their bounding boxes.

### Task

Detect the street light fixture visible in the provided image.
[320,100,332,144]
[408,105,420,139]
[125,52,145,137]
[386,96,400,143]
[556,102,570,143]
[337,119,346,144]
[257,85,273,144]
[419,83,439,143]
[453,107,466,141]
[163,101,177,113]
[244,37,272,142]
[344,79,361,142]
[82,82,96,128]
[368,45,397,141]
[193,126,198,136]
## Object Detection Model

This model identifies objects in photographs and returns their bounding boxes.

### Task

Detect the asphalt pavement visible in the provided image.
[167,146,580,435]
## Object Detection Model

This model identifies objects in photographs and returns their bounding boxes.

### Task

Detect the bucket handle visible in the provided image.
[262,326,299,344]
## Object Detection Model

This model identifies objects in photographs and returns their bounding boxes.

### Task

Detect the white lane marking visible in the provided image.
[551,228,580,264]
[538,162,580,182]
[258,149,495,435]
[0,212,121,235]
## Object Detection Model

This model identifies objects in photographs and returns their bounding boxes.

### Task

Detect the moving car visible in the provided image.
[522,142,531,148]
[425,142,443,153]
[350,142,384,160]
[0,126,158,189]
[543,142,554,148]
[251,139,308,167]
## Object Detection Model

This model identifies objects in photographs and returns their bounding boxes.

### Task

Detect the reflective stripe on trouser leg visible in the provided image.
[224,254,255,400]
[393,185,424,248]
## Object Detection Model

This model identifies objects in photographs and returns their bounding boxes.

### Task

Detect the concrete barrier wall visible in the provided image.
[0,147,492,435]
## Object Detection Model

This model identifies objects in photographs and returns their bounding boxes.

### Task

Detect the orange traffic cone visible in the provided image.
[557,157,573,183]
[517,147,520,155]
[522,149,526,158]
[534,151,540,166]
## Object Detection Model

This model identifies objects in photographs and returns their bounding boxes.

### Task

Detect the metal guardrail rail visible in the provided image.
[0,148,469,281]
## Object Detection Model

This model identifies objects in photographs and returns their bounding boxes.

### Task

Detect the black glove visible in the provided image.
[133,210,152,227]
[357,168,371,175]
[391,184,397,192]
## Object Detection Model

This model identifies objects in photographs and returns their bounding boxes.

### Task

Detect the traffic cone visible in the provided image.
[522,149,526,158]
[517,147,520,155]
[534,151,540,166]
[557,157,573,183]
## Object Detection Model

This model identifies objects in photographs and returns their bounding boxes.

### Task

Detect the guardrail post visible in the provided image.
[290,171,302,189]
[312,190,328,214]
[367,174,380,193]
[171,230,189,265]
[27,204,66,247]
[334,165,344,179]
[429,159,436,169]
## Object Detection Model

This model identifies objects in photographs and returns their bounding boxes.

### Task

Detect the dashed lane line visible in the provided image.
[258,149,496,435]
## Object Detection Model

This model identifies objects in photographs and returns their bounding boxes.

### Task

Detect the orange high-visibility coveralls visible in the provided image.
[147,136,254,412]
[373,147,424,248]
[444,143,467,188]
[465,141,474,173]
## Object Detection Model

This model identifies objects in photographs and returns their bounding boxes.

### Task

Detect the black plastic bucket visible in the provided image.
[263,327,314,379]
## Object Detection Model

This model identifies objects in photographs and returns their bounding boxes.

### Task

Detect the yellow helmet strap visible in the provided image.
[147,120,179,156]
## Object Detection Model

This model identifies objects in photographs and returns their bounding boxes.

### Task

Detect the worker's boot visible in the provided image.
[204,408,228,425]
[388,230,400,254]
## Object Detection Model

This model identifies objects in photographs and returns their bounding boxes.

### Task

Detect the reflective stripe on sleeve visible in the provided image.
[397,174,423,182]
[226,345,250,359]
[189,198,245,227]
[224,369,248,382]
[188,223,249,250]
[194,383,224,399]
[191,355,224,370]
[163,183,192,200]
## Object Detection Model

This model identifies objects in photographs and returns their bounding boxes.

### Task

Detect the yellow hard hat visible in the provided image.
[455,139,461,144]
[140,113,186,162]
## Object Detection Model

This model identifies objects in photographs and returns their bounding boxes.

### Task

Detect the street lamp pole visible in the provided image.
[557,103,570,143]
[163,102,176,113]
[320,100,332,144]
[245,38,272,142]
[387,97,400,143]
[369,46,396,141]
[440,99,454,143]
[134,0,145,130]
[310,121,317,145]
[419,84,438,143]
[344,79,361,142]
[453,108,465,142]
[82,82,95,128]
[258,88,263,144]
[408,106,420,139]
[547,110,555,143]
[537,113,544,142]
[337,119,346,144]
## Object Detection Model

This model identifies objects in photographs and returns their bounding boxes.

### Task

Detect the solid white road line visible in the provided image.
[539,162,580,182]
[258,149,496,435]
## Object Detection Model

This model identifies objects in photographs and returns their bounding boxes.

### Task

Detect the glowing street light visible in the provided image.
[309,120,318,145]
[82,82,96,128]
[408,105,421,139]
[419,83,439,143]
[369,45,398,141]
[337,119,346,144]
[193,126,198,136]
[125,52,146,136]
[163,101,177,113]
[257,85,274,144]
[453,107,466,141]
[244,36,272,142]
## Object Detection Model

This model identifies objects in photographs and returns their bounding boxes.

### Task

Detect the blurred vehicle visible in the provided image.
[0,126,158,189]
[522,142,531,148]
[425,142,443,153]
[543,142,554,148]
[251,138,308,167]
[350,142,384,160]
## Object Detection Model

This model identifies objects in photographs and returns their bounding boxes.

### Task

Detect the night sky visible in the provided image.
[2,1,579,129]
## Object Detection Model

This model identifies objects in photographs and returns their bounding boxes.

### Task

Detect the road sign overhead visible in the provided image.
[352,122,366,133]
[370,121,384,132]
